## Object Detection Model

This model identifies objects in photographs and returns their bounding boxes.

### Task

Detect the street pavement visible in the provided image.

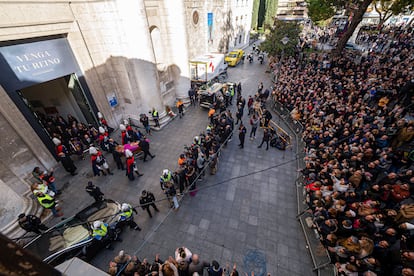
[45,47,314,275]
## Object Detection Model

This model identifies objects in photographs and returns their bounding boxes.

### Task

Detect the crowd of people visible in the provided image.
[107,247,240,276]
[272,24,414,275]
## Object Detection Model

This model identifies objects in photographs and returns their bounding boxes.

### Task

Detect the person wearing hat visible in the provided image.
[91,220,122,250]
[160,169,173,191]
[97,111,113,133]
[91,220,109,241]
[98,126,110,151]
[90,146,113,176]
[57,152,77,176]
[85,181,105,202]
[118,203,141,231]
[18,213,48,234]
[125,149,143,181]
[139,190,159,218]
[52,137,68,156]
[120,124,128,145]
[160,169,179,209]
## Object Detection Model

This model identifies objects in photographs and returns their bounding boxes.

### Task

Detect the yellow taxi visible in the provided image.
[224,49,245,66]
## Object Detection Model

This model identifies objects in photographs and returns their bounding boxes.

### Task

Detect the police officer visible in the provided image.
[160,169,173,191]
[18,213,48,234]
[118,203,141,231]
[36,192,63,217]
[160,169,179,209]
[91,220,109,241]
[91,220,122,246]
[139,190,159,218]
[85,181,105,202]
[151,108,160,127]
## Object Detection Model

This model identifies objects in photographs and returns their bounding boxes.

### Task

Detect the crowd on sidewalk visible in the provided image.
[107,247,243,276]
[273,24,414,275]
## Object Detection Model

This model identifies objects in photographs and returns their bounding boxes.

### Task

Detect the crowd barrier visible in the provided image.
[271,98,336,276]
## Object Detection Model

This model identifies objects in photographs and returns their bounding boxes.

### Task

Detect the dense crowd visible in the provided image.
[107,247,241,276]
[273,24,414,275]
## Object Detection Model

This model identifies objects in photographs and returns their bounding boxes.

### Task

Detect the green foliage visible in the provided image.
[390,0,414,14]
[251,0,279,30]
[306,0,336,22]
[251,0,260,30]
[258,0,266,27]
[264,0,278,28]
[260,20,301,57]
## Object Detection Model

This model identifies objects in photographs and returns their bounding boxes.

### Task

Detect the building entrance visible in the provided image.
[17,74,97,155]
[0,37,99,158]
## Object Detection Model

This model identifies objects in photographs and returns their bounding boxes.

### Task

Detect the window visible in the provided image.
[192,11,199,25]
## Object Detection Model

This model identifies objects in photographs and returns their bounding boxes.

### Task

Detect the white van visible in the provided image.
[189,53,228,85]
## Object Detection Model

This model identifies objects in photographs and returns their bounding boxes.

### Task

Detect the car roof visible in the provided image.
[24,199,120,262]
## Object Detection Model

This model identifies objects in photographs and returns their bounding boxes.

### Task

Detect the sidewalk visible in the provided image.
[20,44,313,275]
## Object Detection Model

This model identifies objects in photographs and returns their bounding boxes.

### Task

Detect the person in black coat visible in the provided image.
[139,190,159,218]
[139,138,155,162]
[238,122,247,149]
[85,181,105,202]
[108,139,124,170]
[58,152,77,175]
[258,128,271,150]
[18,213,48,234]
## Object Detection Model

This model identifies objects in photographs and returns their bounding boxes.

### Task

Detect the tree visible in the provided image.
[260,20,301,58]
[373,0,414,28]
[373,0,395,28]
[307,0,336,22]
[218,10,234,53]
[263,0,278,29]
[306,0,414,55]
[251,0,260,30]
[333,0,373,56]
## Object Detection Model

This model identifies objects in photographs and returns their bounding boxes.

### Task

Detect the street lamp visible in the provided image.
[275,37,289,83]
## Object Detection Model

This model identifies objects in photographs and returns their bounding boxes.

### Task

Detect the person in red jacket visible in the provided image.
[52,138,67,156]
[89,146,113,176]
[97,112,108,128]
[125,149,143,181]
[120,124,128,145]
[98,127,109,151]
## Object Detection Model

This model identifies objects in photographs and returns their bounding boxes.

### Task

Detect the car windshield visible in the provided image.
[229,53,237,58]
[25,200,120,262]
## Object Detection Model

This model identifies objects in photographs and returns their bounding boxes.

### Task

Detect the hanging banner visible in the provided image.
[0,38,79,91]
[208,12,213,42]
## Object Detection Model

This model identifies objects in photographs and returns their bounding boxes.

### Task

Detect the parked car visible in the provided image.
[225,49,245,66]
[24,199,122,266]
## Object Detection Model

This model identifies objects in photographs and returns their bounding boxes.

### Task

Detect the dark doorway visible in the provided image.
[17,73,97,157]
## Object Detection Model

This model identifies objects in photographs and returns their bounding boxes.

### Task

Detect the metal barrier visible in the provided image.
[271,97,336,276]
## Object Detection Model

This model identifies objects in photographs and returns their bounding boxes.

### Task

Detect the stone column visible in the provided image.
[163,0,191,102]
[115,0,166,126]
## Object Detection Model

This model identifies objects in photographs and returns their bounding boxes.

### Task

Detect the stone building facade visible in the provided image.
[0,0,252,234]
